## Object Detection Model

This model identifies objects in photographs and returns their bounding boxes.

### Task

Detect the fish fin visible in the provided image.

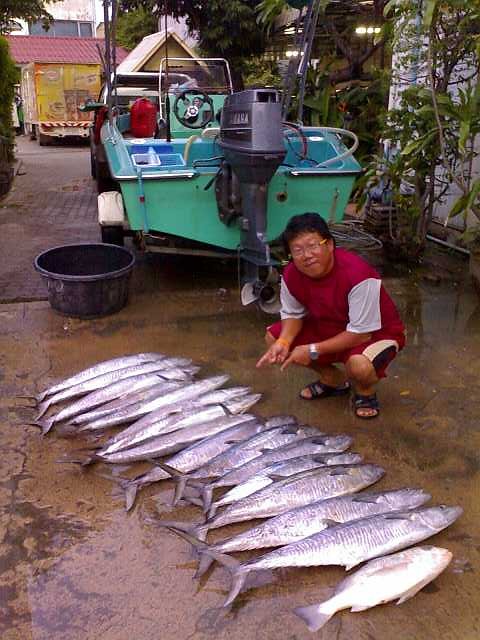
[350,604,373,612]
[352,495,380,504]
[293,603,335,633]
[224,439,245,445]
[219,402,233,416]
[344,560,361,571]
[281,425,300,434]
[322,519,340,528]
[395,584,425,605]
[265,473,286,482]
[382,513,412,521]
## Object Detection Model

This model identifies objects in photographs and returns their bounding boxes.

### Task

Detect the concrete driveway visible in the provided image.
[0,138,479,640]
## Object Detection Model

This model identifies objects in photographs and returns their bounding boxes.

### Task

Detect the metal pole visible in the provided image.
[103,0,113,124]
[296,0,322,124]
[111,0,118,110]
[164,13,172,142]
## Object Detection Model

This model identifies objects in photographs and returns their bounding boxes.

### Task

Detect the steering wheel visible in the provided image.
[173,89,214,129]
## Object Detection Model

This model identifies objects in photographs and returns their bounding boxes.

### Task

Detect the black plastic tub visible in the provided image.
[34,243,135,319]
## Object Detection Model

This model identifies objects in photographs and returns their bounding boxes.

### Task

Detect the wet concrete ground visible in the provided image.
[1,141,479,639]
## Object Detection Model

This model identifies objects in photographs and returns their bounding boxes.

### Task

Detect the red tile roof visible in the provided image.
[6,35,128,65]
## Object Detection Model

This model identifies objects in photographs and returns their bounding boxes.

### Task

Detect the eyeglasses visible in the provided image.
[290,238,328,258]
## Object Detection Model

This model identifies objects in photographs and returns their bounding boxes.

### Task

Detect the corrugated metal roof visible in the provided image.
[6,35,128,65]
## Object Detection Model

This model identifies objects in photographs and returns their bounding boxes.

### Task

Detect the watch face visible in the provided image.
[309,344,319,360]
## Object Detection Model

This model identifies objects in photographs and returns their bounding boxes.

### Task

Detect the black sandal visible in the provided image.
[353,393,380,419]
[300,380,350,401]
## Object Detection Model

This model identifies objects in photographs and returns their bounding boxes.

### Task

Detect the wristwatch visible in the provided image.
[309,343,320,360]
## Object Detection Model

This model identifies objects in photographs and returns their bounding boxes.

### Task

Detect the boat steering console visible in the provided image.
[173,89,215,129]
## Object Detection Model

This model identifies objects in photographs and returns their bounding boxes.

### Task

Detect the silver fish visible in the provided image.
[35,375,183,435]
[35,361,198,420]
[66,383,179,426]
[294,546,453,631]
[97,396,262,463]
[171,463,384,540]
[34,352,165,401]
[76,374,230,433]
[190,488,431,577]
[187,425,329,484]
[197,433,352,513]
[203,504,462,606]
[209,451,364,517]
[118,415,297,511]
[103,386,252,454]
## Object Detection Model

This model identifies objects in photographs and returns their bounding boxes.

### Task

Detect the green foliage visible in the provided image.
[362,0,480,255]
[119,0,267,85]
[299,65,389,163]
[116,8,158,51]
[0,0,59,34]
[0,36,17,160]
[243,58,283,89]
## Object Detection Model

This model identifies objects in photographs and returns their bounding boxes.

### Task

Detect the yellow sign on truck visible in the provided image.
[21,62,101,145]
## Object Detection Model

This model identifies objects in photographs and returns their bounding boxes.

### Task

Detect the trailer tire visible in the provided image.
[38,132,51,146]
[101,225,124,246]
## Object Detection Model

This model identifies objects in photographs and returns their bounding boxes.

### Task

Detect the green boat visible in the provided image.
[97,56,361,310]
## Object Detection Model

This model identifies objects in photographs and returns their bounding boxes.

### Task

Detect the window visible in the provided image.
[79,23,93,37]
[29,20,94,38]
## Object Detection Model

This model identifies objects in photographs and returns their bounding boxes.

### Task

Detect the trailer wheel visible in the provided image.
[101,225,124,246]
[38,131,51,146]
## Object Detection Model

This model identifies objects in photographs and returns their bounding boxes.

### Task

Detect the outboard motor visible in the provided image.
[219,89,286,308]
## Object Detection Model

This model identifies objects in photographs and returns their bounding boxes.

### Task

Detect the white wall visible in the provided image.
[15,0,97,34]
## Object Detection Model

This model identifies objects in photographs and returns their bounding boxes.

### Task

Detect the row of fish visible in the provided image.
[28,352,462,631]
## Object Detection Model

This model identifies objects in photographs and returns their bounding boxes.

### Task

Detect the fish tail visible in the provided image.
[201,485,214,513]
[182,494,204,508]
[27,417,55,435]
[16,395,38,408]
[125,483,139,511]
[293,602,336,632]
[17,393,39,403]
[55,449,98,466]
[148,459,192,505]
[54,424,79,438]
[35,400,51,420]
[223,568,249,608]
[207,503,218,520]
[194,554,215,579]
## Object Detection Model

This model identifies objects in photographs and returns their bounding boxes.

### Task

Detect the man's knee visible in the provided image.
[346,354,377,382]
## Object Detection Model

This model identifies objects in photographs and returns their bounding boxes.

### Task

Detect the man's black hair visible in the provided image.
[281,213,334,255]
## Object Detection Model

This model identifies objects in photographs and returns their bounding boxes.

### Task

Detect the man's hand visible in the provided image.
[256,341,290,368]
[280,345,311,371]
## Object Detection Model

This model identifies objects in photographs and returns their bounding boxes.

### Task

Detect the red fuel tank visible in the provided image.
[130,98,157,138]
